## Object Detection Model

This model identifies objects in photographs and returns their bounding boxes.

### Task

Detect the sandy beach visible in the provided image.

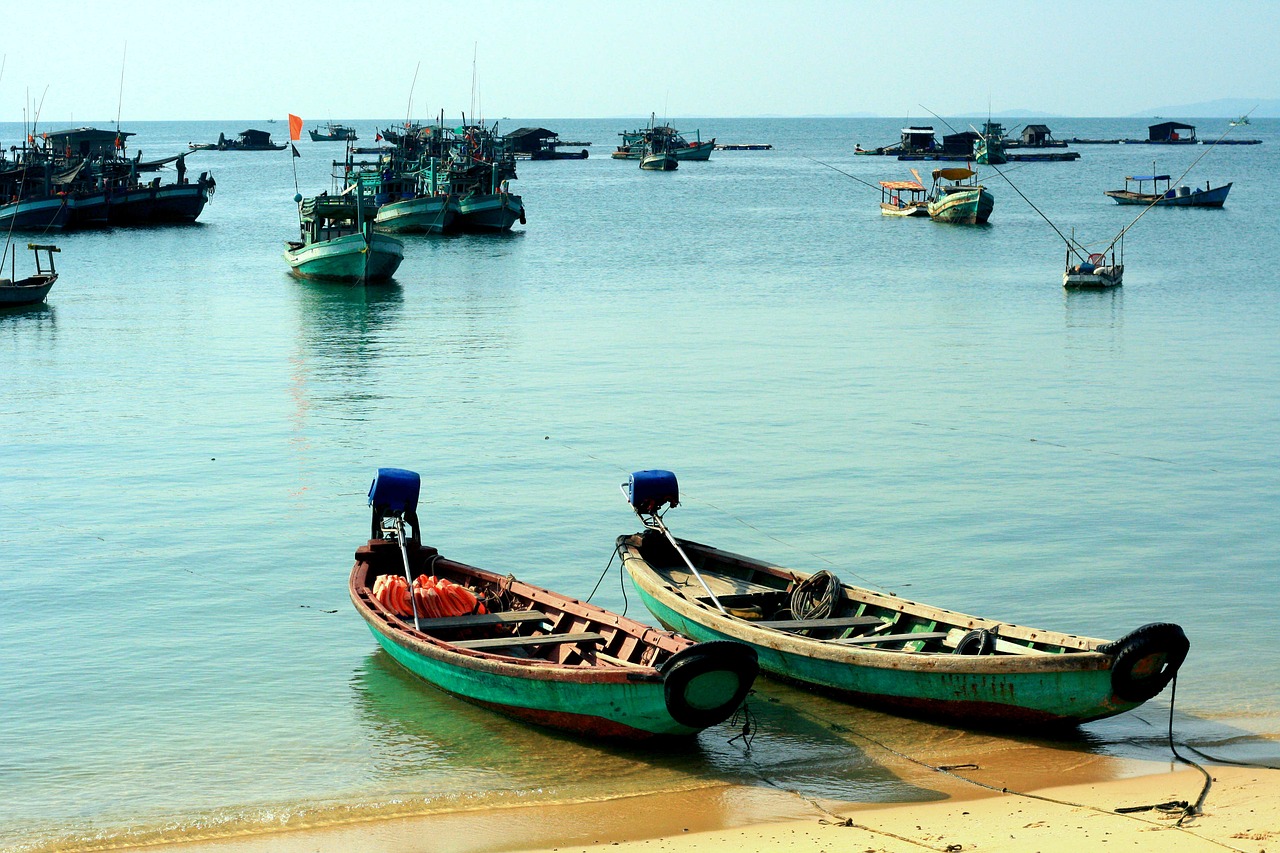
[107,749,1276,853]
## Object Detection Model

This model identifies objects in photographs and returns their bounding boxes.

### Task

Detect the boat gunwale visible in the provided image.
[350,540,682,684]
[615,533,1113,676]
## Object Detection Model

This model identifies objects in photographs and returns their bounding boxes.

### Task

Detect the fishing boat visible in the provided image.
[613,124,713,161]
[0,194,71,231]
[1229,115,1250,127]
[974,120,1008,166]
[310,123,358,142]
[1103,175,1231,207]
[190,129,285,151]
[284,191,403,282]
[352,468,758,739]
[879,180,929,217]
[0,243,59,307]
[1064,246,1123,290]
[925,167,994,223]
[616,470,1189,729]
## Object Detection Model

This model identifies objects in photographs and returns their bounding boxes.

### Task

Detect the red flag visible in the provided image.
[288,114,304,141]
[375,132,382,142]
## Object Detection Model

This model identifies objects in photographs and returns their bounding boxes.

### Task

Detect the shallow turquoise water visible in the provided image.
[2,117,1278,850]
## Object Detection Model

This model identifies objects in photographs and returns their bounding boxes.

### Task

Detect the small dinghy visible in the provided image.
[351,468,758,739]
[1,243,59,307]
[616,470,1189,729]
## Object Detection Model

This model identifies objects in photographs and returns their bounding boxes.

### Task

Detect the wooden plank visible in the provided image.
[398,610,548,631]
[452,632,607,651]
[754,616,885,631]
[833,631,950,646]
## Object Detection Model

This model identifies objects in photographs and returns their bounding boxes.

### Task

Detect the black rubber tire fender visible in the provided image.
[954,628,996,656]
[1098,622,1190,703]
[660,641,758,730]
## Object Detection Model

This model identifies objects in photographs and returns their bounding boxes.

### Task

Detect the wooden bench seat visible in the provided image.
[452,632,607,651]
[753,616,885,632]
[833,631,951,646]
[398,610,549,631]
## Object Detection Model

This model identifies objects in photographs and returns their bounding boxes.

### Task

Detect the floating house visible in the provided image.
[1148,121,1197,143]
[1022,124,1054,145]
[504,127,588,160]
[899,126,938,153]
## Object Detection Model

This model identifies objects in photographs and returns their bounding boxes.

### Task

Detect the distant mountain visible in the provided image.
[1132,98,1279,118]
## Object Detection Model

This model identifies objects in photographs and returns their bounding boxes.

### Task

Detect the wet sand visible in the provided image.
[107,746,1277,853]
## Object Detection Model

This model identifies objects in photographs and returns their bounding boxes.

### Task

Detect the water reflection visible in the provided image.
[349,651,934,809]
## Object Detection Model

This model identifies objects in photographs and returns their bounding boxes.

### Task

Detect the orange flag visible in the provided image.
[288,114,303,141]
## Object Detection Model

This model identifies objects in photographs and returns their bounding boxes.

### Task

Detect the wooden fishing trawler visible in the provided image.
[284,188,403,282]
[0,243,59,307]
[352,468,758,739]
[616,470,1189,729]
[310,122,358,142]
[614,121,713,161]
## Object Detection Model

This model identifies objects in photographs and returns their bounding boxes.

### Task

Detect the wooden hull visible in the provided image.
[0,273,56,306]
[614,139,714,161]
[616,531,1188,728]
[106,181,211,224]
[374,194,459,234]
[0,196,71,231]
[928,187,994,224]
[284,232,404,282]
[1105,183,1231,207]
[350,539,757,738]
[454,192,525,232]
[639,154,678,171]
[880,201,929,217]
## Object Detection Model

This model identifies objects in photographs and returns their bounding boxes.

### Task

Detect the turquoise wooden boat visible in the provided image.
[617,470,1189,729]
[926,167,994,223]
[285,194,403,282]
[351,468,758,740]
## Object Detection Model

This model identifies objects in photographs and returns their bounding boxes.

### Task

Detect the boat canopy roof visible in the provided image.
[1127,174,1170,181]
[880,180,924,191]
[933,167,975,181]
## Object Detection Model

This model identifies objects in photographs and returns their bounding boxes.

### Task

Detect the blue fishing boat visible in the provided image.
[1104,175,1231,207]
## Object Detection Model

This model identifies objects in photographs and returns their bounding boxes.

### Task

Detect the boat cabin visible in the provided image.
[238,129,275,147]
[930,167,982,195]
[504,127,560,155]
[879,179,927,215]
[41,127,135,158]
[1149,121,1197,143]
[899,126,937,153]
[1021,124,1054,145]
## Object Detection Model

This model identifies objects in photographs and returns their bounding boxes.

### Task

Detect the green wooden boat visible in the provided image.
[351,469,758,740]
[284,193,403,282]
[926,167,995,223]
[617,470,1189,730]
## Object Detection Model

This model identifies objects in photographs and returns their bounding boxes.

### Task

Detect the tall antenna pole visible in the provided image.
[115,43,128,149]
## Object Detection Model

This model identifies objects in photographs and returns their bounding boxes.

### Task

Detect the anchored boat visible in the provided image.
[352,469,758,739]
[284,191,403,283]
[879,180,929,217]
[1,243,59,307]
[1104,174,1232,208]
[616,470,1189,729]
[925,167,994,223]
[310,123,358,142]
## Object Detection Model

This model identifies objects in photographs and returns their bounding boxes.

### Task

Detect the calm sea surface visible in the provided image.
[2,117,1278,851]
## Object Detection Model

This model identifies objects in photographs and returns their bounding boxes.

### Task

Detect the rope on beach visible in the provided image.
[1165,673,1214,825]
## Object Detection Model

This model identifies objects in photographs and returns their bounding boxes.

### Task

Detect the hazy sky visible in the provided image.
[3,0,1274,123]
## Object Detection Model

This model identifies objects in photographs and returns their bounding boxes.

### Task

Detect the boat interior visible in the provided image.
[628,531,1088,656]
[355,543,681,671]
